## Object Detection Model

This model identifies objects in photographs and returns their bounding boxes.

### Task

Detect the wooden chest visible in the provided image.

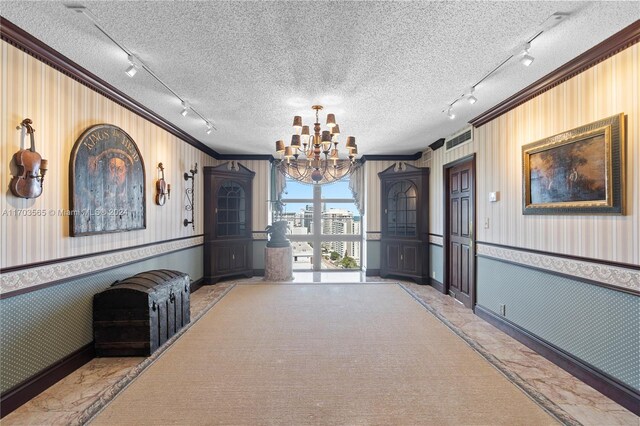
[93,269,191,356]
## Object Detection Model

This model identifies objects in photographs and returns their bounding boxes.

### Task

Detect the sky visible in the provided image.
[280,178,359,215]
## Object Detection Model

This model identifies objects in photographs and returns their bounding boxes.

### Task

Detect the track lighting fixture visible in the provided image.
[125,64,137,78]
[125,55,138,77]
[439,11,567,123]
[447,107,455,120]
[67,4,216,133]
[206,123,213,134]
[467,88,477,105]
[520,43,534,67]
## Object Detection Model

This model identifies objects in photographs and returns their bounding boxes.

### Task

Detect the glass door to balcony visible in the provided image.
[278,178,362,271]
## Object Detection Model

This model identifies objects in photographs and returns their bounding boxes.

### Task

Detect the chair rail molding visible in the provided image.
[0,236,204,298]
[429,235,444,246]
[476,243,640,294]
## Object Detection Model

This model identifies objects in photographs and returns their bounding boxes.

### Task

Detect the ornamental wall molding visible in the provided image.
[476,244,639,293]
[429,235,444,246]
[1,236,204,296]
[366,232,381,241]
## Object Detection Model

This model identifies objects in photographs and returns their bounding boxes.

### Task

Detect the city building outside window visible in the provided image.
[277,177,361,271]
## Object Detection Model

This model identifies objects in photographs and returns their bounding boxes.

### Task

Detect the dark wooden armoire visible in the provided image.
[379,163,429,284]
[204,163,254,283]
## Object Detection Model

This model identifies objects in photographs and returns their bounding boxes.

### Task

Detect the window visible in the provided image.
[278,177,362,270]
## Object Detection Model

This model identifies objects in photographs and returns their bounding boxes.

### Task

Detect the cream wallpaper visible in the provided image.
[0,41,270,271]
[2,40,637,270]
[363,160,397,234]
[428,44,639,265]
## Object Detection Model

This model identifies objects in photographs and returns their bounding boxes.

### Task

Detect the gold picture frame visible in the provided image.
[522,113,625,215]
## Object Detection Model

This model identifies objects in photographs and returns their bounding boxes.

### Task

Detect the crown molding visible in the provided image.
[359,151,423,163]
[470,20,640,128]
[0,17,225,158]
[217,154,274,161]
[0,18,411,163]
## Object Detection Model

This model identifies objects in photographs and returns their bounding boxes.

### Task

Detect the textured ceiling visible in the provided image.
[1,2,638,155]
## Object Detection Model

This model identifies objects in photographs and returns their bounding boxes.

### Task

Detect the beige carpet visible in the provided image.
[91,284,557,425]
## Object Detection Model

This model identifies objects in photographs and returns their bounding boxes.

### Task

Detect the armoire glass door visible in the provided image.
[386,180,417,237]
[217,180,246,237]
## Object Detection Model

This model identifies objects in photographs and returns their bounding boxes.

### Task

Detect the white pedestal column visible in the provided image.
[264,246,293,281]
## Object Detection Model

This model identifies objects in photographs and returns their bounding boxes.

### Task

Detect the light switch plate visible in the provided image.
[489,192,499,202]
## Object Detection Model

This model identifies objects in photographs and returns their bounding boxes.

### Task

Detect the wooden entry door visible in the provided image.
[445,157,475,309]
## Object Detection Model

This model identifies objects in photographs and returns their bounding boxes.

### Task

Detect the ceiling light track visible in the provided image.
[66,4,216,133]
[442,11,568,120]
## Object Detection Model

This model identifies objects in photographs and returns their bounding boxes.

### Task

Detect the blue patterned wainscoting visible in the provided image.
[430,244,444,283]
[366,240,381,272]
[0,246,203,394]
[477,256,639,392]
[252,239,267,271]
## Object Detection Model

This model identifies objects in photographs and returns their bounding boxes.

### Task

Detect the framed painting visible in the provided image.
[522,113,625,215]
[69,124,146,236]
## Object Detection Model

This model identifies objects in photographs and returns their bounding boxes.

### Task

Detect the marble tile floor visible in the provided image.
[2,282,235,426]
[3,276,637,425]
[401,282,638,426]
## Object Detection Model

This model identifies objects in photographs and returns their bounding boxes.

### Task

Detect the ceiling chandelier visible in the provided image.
[274,105,359,184]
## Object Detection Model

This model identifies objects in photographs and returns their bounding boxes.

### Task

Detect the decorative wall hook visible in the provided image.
[9,118,48,199]
[183,163,197,229]
[155,162,170,206]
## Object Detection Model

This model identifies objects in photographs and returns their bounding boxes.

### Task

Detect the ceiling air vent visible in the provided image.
[445,126,473,151]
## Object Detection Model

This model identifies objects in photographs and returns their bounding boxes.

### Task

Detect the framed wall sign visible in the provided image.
[522,113,625,215]
[69,124,146,236]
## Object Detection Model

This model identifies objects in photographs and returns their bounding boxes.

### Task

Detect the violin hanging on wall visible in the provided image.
[155,162,171,206]
[9,118,48,199]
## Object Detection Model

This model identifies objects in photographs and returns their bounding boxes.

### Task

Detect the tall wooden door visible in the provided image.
[445,157,475,309]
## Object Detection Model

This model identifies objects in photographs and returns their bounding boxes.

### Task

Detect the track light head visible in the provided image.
[521,53,534,67]
[125,64,137,77]
[465,87,478,105]
[69,7,218,141]
[125,55,138,77]
[447,108,455,120]
[521,43,534,66]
